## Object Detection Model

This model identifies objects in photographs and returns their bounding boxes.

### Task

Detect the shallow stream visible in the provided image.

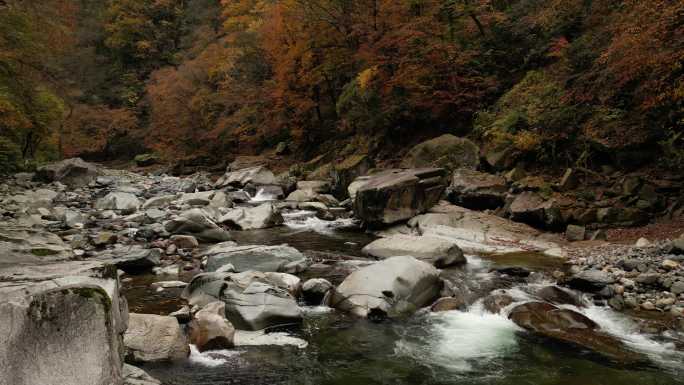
[125,206,684,385]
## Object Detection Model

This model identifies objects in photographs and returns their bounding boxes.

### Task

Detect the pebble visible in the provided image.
[662,259,679,270]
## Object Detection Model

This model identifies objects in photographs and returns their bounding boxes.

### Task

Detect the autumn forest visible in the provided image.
[0,0,682,173]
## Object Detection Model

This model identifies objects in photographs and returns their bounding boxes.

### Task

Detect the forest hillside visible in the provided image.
[0,0,682,173]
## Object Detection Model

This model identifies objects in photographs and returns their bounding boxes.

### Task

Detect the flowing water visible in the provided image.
[125,209,684,385]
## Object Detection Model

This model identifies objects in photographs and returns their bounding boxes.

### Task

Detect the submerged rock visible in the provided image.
[233,331,308,348]
[124,313,190,363]
[508,302,643,364]
[430,296,466,312]
[353,168,448,227]
[482,294,514,314]
[331,256,441,318]
[362,234,466,268]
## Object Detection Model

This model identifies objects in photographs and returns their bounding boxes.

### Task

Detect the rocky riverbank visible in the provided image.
[1,156,683,385]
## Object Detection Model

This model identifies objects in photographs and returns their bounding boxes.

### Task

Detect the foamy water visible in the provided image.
[283,210,358,234]
[575,304,684,369]
[188,345,242,367]
[249,189,278,202]
[395,303,522,373]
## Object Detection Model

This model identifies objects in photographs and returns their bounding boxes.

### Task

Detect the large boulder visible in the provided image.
[0,260,128,385]
[566,270,616,292]
[331,154,374,198]
[181,271,302,331]
[331,256,441,318]
[214,166,277,188]
[353,168,448,227]
[35,157,98,187]
[400,134,479,172]
[188,301,235,352]
[218,203,283,230]
[362,234,466,268]
[164,208,231,242]
[406,202,560,255]
[95,192,142,214]
[204,243,308,273]
[508,192,547,226]
[447,168,507,210]
[124,313,189,363]
[508,302,643,364]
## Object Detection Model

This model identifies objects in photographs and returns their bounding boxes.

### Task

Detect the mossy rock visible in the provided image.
[401,134,480,172]
[134,153,158,167]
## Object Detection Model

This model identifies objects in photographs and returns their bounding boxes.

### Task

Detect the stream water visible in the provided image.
[124,204,684,385]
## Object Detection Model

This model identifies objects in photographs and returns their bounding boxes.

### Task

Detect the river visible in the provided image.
[123,202,684,385]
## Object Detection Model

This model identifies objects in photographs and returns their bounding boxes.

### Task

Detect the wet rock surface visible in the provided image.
[331,256,442,318]
[508,301,644,364]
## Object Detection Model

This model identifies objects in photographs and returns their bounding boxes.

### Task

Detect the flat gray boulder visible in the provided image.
[362,234,466,268]
[406,202,560,255]
[204,243,307,273]
[331,256,441,318]
[0,226,73,265]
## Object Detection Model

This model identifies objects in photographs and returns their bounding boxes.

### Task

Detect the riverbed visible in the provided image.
[125,209,684,385]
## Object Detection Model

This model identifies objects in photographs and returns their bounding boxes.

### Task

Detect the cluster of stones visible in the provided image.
[561,239,684,318]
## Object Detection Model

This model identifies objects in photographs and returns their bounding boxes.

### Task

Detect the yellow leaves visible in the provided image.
[357,66,378,91]
[513,130,542,152]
